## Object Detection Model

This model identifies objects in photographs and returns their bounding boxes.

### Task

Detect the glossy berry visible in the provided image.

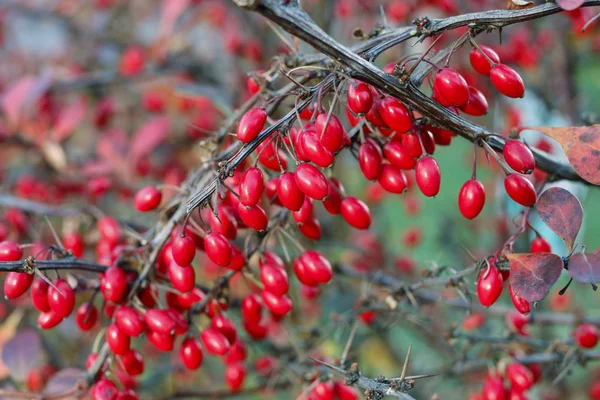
[211,315,237,344]
[433,68,469,107]
[204,232,232,267]
[313,381,335,400]
[115,306,144,337]
[119,349,144,376]
[509,284,531,315]
[296,215,321,240]
[38,310,63,330]
[261,291,292,316]
[482,374,507,400]
[48,279,75,318]
[241,294,263,323]
[106,324,130,355]
[315,113,345,153]
[180,337,203,370]
[383,142,416,170]
[458,179,486,219]
[133,186,162,212]
[260,263,289,296]
[63,232,84,257]
[148,331,175,352]
[322,178,344,215]
[292,197,313,223]
[31,279,50,312]
[347,81,373,114]
[477,263,503,307]
[358,139,383,180]
[4,272,34,299]
[506,362,534,391]
[168,263,195,293]
[459,86,488,116]
[0,241,23,261]
[237,108,267,143]
[201,328,231,355]
[573,323,599,348]
[503,140,535,174]
[530,236,551,253]
[97,216,121,245]
[379,96,412,133]
[278,172,305,211]
[144,309,176,334]
[239,167,264,206]
[490,64,525,98]
[295,164,329,200]
[225,363,246,392]
[469,45,500,75]
[172,234,196,267]
[415,156,441,197]
[92,379,118,400]
[504,174,537,207]
[300,251,333,284]
[378,164,408,193]
[341,197,371,230]
[100,267,128,303]
[75,303,98,331]
[237,203,268,231]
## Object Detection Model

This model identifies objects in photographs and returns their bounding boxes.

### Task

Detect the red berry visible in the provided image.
[4,272,34,299]
[76,303,98,331]
[38,310,63,330]
[378,164,408,193]
[237,203,268,231]
[31,279,50,312]
[322,178,344,214]
[297,215,322,240]
[106,324,130,355]
[530,236,551,253]
[490,64,525,98]
[415,156,441,197]
[237,108,267,143]
[0,241,22,261]
[434,68,469,107]
[315,113,346,153]
[503,140,535,174]
[458,179,486,219]
[133,186,162,212]
[379,96,412,133]
[504,174,536,207]
[225,363,246,392]
[509,284,531,315]
[506,362,533,392]
[482,374,506,400]
[347,81,373,114]
[168,263,195,293]
[292,197,314,223]
[180,337,203,370]
[204,232,232,267]
[261,291,292,316]
[147,331,175,352]
[172,235,196,267]
[278,172,305,211]
[63,233,84,257]
[459,86,488,116]
[120,46,145,77]
[335,382,359,400]
[144,309,176,334]
[358,139,383,180]
[300,130,335,167]
[201,328,231,355]
[47,279,75,317]
[241,294,263,323]
[313,381,335,400]
[295,164,329,200]
[573,323,598,348]
[211,315,237,344]
[98,216,121,245]
[115,306,144,337]
[92,379,118,400]
[100,267,128,303]
[225,339,247,364]
[119,349,144,376]
[260,263,289,296]
[299,251,333,284]
[383,142,416,170]
[477,263,503,307]
[469,45,500,76]
[240,168,264,206]
[341,197,371,230]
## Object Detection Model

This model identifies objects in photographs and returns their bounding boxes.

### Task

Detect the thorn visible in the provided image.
[458,243,478,262]
[34,269,64,296]
[45,216,64,250]
[308,357,347,374]
[340,320,359,368]
[400,344,413,381]
[404,373,439,380]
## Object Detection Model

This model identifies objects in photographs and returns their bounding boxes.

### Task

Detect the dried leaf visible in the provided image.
[537,187,583,251]
[51,97,87,142]
[40,141,68,171]
[1,328,43,382]
[42,368,86,396]
[556,0,585,11]
[508,253,564,302]
[130,116,170,165]
[159,0,190,38]
[507,0,534,10]
[526,125,600,185]
[568,252,600,284]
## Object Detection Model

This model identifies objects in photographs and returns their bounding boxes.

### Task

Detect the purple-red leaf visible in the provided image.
[507,253,563,302]
[537,187,583,251]
[42,368,86,397]
[568,252,600,284]
[51,97,87,142]
[130,116,170,166]
[1,329,43,382]
[525,125,600,185]
[556,0,585,10]
[1,75,51,128]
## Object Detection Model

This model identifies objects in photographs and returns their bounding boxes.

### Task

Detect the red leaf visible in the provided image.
[536,187,583,251]
[42,368,86,397]
[568,252,600,284]
[1,329,43,381]
[556,0,585,10]
[159,0,190,38]
[51,97,87,142]
[97,128,129,176]
[526,125,600,185]
[130,116,170,165]
[507,253,563,302]
[0,75,51,128]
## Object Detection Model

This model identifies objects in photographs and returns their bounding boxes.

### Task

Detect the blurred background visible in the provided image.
[0,0,600,399]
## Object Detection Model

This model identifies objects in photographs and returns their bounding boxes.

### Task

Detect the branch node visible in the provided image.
[23,256,36,274]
